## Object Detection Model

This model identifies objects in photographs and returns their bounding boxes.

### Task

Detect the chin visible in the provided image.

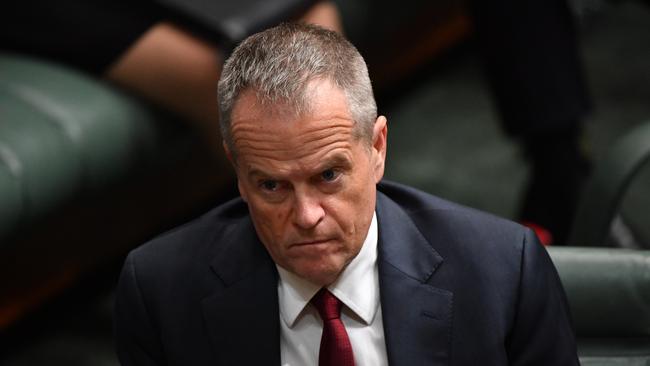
[294,261,345,286]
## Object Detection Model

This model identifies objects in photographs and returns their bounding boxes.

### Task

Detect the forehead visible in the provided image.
[230,80,362,172]
[230,78,350,129]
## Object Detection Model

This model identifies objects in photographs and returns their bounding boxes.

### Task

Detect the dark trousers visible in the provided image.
[468,0,592,138]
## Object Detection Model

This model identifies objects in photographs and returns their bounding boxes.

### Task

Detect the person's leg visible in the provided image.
[105,1,342,154]
[105,22,224,150]
[299,1,343,32]
[468,0,592,244]
[468,0,591,136]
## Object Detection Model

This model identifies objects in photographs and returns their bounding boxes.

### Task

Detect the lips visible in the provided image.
[292,239,333,247]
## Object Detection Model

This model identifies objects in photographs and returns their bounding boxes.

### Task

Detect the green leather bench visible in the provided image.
[569,120,650,248]
[0,53,235,328]
[0,53,166,240]
[548,246,650,365]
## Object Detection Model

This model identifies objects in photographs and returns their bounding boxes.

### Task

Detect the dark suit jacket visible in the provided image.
[114,181,579,365]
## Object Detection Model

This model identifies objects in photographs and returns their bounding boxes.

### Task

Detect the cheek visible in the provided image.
[249,200,290,238]
[325,195,363,234]
[340,178,376,233]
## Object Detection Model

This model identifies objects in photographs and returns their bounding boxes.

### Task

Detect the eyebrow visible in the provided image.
[246,152,352,181]
[247,167,275,180]
[319,153,353,170]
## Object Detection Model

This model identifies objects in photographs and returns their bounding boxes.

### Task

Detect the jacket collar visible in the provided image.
[376,190,453,366]
[202,215,281,365]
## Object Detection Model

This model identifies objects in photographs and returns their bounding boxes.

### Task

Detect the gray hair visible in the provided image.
[217,22,377,155]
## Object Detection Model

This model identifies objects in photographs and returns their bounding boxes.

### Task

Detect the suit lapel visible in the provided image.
[201,216,281,365]
[376,192,453,366]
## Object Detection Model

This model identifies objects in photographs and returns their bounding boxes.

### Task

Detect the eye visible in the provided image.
[321,169,339,182]
[260,180,279,191]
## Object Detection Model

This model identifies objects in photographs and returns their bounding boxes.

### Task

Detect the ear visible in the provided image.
[223,140,234,164]
[371,115,388,183]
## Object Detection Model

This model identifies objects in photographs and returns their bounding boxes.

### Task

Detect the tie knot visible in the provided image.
[311,288,342,320]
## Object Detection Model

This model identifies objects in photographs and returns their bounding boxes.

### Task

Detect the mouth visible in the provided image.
[292,239,334,247]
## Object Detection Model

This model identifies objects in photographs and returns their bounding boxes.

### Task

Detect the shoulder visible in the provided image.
[125,197,252,281]
[377,183,576,362]
[377,180,527,242]
[377,180,537,269]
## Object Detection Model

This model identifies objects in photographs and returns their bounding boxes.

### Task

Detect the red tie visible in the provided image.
[311,289,355,366]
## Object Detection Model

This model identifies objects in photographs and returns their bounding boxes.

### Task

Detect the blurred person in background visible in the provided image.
[468,0,592,244]
[1,0,342,152]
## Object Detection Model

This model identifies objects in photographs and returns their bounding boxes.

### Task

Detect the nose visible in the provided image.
[292,190,325,229]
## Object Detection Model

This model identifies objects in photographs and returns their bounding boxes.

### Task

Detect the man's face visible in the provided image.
[228,79,387,286]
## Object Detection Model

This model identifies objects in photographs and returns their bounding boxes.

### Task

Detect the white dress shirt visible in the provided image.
[277,212,388,366]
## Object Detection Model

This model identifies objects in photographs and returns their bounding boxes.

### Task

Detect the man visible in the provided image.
[114,23,579,365]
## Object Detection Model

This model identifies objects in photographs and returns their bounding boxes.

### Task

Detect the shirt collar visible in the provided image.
[277,212,380,328]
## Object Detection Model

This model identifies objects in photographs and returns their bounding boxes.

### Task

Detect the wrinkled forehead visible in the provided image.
[231,79,352,129]
[229,80,361,165]
[234,78,337,120]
